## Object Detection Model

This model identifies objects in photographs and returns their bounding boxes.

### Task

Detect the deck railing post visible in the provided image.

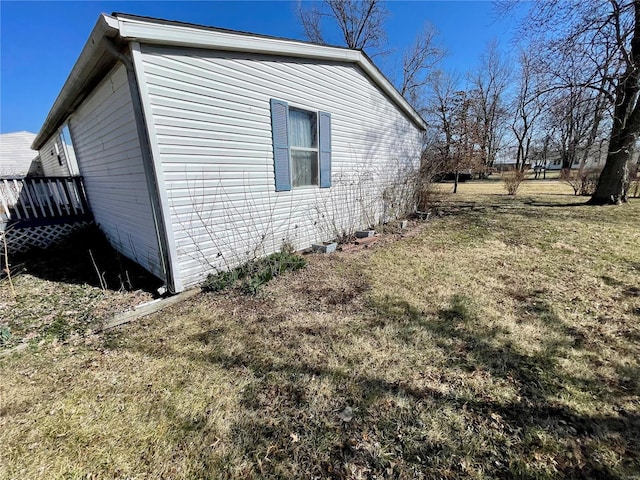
[38,178,55,217]
[75,176,90,214]
[11,179,25,219]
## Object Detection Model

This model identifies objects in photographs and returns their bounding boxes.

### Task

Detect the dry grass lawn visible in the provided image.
[1,179,639,479]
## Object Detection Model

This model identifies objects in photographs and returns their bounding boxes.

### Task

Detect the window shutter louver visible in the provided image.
[319,111,332,188]
[270,99,291,191]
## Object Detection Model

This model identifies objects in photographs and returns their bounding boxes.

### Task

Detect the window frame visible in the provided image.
[270,98,331,192]
[288,106,320,188]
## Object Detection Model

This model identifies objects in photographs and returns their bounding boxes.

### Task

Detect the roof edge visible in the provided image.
[34,12,427,150]
[114,14,426,130]
[32,14,120,150]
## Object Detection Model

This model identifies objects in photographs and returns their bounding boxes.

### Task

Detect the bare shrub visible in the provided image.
[560,168,602,196]
[502,170,526,195]
[313,170,377,243]
[314,155,425,241]
[414,153,446,211]
[381,160,422,221]
[416,182,445,212]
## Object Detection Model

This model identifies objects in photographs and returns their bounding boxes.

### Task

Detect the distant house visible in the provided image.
[0,132,42,176]
[33,13,426,293]
[494,142,609,172]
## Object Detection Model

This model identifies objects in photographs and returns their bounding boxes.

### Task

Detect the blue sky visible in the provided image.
[0,1,524,134]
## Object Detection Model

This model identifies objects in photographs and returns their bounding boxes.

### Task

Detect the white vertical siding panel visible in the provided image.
[140,45,423,288]
[39,134,71,176]
[68,64,164,280]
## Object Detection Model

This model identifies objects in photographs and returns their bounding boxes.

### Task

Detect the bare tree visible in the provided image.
[426,72,482,193]
[502,0,640,204]
[511,50,545,171]
[399,24,445,110]
[426,71,458,174]
[468,41,511,177]
[546,85,609,171]
[297,0,388,55]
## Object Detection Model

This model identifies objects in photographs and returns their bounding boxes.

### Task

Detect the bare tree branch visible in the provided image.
[468,41,511,176]
[297,3,325,45]
[500,0,640,203]
[297,0,389,55]
[400,24,445,109]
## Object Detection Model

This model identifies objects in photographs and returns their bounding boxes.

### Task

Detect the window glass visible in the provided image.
[291,150,318,187]
[60,124,80,175]
[289,108,317,148]
[288,107,319,187]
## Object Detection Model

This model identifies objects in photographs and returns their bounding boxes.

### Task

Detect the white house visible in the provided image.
[33,13,426,293]
[0,132,42,176]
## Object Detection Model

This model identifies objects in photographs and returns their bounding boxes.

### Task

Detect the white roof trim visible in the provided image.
[115,15,426,131]
[33,14,120,150]
[34,13,426,149]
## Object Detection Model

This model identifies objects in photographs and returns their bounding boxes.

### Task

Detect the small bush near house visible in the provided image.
[502,169,526,195]
[203,251,307,295]
[560,167,602,196]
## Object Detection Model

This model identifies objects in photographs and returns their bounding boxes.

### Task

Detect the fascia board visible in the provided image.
[32,14,120,150]
[117,18,362,63]
[117,17,427,131]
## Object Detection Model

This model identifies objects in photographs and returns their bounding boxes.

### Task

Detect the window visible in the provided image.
[289,108,318,187]
[60,124,79,175]
[270,99,331,192]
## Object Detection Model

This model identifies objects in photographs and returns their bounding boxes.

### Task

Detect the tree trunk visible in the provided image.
[590,134,632,203]
[590,0,640,204]
[453,171,459,193]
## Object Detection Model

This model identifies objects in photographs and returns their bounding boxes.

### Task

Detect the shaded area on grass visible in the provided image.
[12,225,162,292]
[110,278,639,479]
[1,184,638,479]
[0,225,160,349]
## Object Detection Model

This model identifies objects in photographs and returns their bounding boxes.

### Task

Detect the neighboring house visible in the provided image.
[33,13,426,293]
[0,132,42,176]
[544,141,609,171]
[494,143,609,172]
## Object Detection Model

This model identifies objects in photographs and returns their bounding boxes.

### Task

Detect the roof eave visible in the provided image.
[34,13,427,151]
[116,15,427,131]
[32,14,120,150]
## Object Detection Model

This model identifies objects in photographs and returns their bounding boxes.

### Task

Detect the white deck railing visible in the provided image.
[0,176,90,226]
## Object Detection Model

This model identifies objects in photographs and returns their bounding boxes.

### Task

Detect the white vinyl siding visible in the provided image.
[68,64,164,280]
[0,132,40,176]
[137,45,423,288]
[39,134,71,177]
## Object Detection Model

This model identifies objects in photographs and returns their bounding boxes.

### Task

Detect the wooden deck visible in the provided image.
[0,176,92,231]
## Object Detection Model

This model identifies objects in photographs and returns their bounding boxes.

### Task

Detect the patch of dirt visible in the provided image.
[0,226,160,350]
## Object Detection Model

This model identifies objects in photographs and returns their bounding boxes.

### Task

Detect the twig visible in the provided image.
[1,230,16,298]
[89,249,107,291]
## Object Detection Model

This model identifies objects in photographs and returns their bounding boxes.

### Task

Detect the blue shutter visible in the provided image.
[270,99,291,191]
[319,111,332,188]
